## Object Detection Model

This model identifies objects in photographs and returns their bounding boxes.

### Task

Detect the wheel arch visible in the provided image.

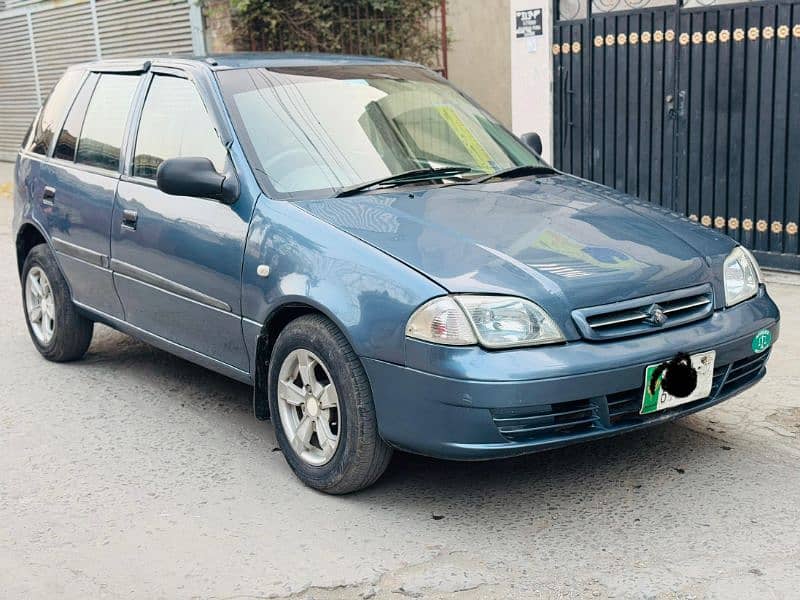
[252,300,356,420]
[15,221,48,276]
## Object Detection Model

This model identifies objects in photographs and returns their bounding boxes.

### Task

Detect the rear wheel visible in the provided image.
[21,244,93,362]
[268,314,392,494]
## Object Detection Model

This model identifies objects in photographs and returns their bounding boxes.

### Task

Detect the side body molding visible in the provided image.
[110,258,232,312]
[52,237,110,269]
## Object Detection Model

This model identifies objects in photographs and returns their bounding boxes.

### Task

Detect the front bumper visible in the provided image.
[363,289,779,460]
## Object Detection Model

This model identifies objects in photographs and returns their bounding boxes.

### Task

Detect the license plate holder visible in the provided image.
[641,350,716,415]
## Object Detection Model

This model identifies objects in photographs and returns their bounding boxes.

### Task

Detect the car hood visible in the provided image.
[296,175,736,338]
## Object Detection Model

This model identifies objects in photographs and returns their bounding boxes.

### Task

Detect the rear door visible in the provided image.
[110,70,250,371]
[39,71,142,318]
[18,69,84,218]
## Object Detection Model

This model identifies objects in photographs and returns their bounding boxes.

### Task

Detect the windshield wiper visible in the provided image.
[467,164,558,185]
[335,167,474,197]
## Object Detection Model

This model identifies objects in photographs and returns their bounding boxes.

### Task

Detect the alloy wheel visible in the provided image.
[25,266,56,345]
[276,349,341,466]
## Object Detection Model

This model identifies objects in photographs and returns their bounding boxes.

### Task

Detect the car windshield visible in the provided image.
[216,64,545,199]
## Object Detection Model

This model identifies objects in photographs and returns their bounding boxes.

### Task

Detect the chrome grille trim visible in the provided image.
[663,296,713,313]
[572,284,714,340]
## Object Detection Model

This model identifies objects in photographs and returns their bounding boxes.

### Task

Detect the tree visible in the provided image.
[229,0,445,70]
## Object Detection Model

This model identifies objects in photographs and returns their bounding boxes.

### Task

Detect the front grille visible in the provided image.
[491,398,600,441]
[492,351,768,443]
[719,350,770,395]
[572,284,714,341]
[605,388,642,424]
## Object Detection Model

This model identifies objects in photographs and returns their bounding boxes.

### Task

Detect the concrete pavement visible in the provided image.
[1,165,799,599]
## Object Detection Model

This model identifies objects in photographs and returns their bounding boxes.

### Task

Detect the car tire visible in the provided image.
[21,243,93,362]
[268,314,392,494]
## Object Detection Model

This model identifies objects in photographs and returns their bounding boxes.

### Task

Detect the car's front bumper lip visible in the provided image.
[363,290,779,460]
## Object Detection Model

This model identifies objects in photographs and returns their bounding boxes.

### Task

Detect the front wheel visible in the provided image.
[268,314,392,494]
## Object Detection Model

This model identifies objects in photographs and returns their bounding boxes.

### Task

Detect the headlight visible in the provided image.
[724,246,761,307]
[406,295,564,348]
[740,246,764,284]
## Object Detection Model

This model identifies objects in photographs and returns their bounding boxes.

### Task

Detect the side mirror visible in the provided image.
[520,132,543,156]
[156,156,239,204]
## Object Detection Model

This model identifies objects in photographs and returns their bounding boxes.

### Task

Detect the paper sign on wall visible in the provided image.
[515,9,543,38]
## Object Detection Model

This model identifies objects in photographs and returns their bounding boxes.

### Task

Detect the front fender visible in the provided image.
[241,196,445,371]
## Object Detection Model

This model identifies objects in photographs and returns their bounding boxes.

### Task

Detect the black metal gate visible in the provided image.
[554,0,800,270]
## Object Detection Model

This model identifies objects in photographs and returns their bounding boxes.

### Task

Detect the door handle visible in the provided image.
[121,209,138,231]
[42,186,55,206]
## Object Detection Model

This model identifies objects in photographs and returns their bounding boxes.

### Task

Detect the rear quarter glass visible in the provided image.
[27,69,84,156]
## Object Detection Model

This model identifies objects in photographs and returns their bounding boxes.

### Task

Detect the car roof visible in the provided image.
[75,52,419,73]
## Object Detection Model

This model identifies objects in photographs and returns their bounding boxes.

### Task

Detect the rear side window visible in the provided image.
[28,70,83,155]
[21,110,39,150]
[75,74,139,172]
[132,75,226,180]
[54,74,98,162]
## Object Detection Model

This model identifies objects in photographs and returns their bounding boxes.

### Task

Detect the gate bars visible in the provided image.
[553,0,800,270]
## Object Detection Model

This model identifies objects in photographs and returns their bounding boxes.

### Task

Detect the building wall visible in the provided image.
[0,0,200,161]
[446,0,512,127]
[509,0,554,161]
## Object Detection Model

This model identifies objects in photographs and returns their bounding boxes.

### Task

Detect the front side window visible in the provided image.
[75,74,140,172]
[28,69,84,155]
[132,75,226,180]
[217,65,543,198]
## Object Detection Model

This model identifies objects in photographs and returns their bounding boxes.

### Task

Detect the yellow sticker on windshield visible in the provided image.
[435,106,494,172]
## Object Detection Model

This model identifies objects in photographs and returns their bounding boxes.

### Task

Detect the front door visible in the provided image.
[110,72,250,371]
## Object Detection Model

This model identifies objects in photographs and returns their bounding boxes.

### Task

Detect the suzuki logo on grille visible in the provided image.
[644,303,668,327]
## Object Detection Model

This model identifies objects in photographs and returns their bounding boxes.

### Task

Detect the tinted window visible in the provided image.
[75,74,139,172]
[21,110,39,150]
[54,74,98,162]
[29,70,83,155]
[133,75,226,180]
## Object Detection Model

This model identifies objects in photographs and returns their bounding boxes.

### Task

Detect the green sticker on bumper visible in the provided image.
[752,329,772,354]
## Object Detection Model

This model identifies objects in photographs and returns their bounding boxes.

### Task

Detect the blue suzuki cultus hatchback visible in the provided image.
[13,54,779,493]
